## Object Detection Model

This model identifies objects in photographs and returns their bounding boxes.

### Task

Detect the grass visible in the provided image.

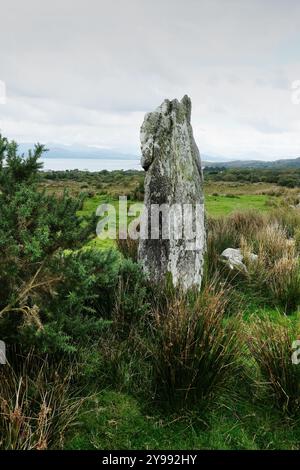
[65,390,300,450]
[77,191,276,249]
[249,318,300,415]
[143,284,241,408]
[77,195,143,250]
[0,352,83,450]
[206,194,271,217]
[39,175,300,450]
[80,191,274,220]
[66,391,210,450]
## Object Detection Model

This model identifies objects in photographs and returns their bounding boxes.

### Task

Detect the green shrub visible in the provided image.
[13,249,119,353]
[0,136,97,350]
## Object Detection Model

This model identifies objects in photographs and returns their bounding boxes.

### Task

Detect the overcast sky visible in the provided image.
[1,0,300,159]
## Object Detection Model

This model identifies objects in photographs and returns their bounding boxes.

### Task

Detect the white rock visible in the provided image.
[221,248,257,272]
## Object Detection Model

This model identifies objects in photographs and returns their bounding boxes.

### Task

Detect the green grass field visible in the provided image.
[66,387,300,450]
[78,192,275,248]
[206,194,271,216]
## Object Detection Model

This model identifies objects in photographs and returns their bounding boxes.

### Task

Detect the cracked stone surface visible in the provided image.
[138,95,206,290]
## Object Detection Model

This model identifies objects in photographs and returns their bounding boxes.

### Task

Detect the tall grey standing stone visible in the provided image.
[138,95,206,290]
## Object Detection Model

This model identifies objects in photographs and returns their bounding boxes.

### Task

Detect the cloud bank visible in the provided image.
[1,0,300,159]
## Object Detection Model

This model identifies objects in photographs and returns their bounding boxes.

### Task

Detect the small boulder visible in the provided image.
[220,248,257,272]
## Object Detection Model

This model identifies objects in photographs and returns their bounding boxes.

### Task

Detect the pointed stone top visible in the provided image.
[140,95,194,170]
[180,94,191,122]
[155,95,191,122]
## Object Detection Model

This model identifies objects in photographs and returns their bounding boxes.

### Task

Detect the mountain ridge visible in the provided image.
[16,143,300,168]
[204,157,300,169]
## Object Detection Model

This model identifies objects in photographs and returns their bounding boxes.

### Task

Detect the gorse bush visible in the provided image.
[0,135,97,350]
[0,134,151,355]
[0,136,140,354]
[248,319,300,415]
[1,247,148,353]
[145,284,241,408]
[11,249,119,353]
[0,352,83,449]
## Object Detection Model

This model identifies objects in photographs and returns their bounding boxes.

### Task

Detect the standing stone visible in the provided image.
[138,95,205,290]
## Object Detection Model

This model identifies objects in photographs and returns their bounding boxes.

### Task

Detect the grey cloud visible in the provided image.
[0,0,300,157]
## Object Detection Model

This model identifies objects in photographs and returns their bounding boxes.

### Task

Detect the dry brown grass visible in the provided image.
[0,352,83,450]
[116,235,138,262]
[244,224,300,312]
[146,284,241,407]
[206,210,265,279]
[206,207,300,313]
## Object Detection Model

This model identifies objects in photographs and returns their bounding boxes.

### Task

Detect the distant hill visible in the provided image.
[204,157,300,169]
[18,143,139,161]
[16,143,300,169]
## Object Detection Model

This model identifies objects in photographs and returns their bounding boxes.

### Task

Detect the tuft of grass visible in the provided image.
[145,284,241,409]
[0,352,83,450]
[245,224,300,313]
[205,211,264,280]
[116,235,139,262]
[268,208,300,239]
[248,319,300,416]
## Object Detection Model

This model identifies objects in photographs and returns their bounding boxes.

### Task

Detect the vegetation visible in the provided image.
[0,351,82,450]
[205,166,300,188]
[0,135,299,450]
[249,318,300,415]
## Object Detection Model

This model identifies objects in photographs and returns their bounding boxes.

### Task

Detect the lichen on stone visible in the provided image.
[138,95,206,290]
